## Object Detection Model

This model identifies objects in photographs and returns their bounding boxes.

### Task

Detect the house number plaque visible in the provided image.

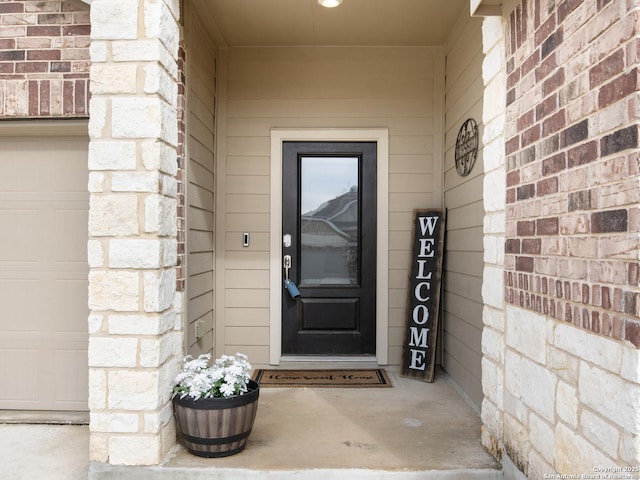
[401,209,445,383]
[455,118,479,177]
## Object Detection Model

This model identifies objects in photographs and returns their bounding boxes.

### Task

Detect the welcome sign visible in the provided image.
[401,210,445,382]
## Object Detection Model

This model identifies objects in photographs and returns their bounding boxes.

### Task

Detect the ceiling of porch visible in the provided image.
[191,0,469,47]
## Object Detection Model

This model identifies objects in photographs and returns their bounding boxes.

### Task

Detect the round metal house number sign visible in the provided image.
[455,118,479,177]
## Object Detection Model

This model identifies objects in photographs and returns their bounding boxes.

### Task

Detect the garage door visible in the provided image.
[0,134,89,414]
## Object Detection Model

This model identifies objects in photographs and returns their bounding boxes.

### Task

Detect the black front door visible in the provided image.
[282,142,376,355]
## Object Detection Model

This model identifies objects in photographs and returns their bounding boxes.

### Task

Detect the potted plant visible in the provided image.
[172,352,260,457]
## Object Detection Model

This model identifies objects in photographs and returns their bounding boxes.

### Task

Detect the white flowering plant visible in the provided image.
[172,352,253,400]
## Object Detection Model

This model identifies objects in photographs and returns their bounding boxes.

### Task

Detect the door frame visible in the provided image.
[270,129,389,365]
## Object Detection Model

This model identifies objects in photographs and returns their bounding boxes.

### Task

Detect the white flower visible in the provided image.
[172,352,253,400]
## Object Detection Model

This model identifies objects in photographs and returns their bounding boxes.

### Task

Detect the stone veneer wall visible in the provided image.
[0,1,90,117]
[480,0,640,477]
[86,0,183,466]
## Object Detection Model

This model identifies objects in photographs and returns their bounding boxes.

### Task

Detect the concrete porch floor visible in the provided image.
[89,366,501,479]
[0,367,502,479]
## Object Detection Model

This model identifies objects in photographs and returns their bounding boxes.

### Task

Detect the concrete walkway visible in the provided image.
[1,369,502,479]
[0,424,89,480]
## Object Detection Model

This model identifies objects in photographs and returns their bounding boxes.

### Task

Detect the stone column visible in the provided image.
[87,0,183,466]
[479,14,508,460]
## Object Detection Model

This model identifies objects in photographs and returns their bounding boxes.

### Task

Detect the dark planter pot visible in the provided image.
[173,379,260,458]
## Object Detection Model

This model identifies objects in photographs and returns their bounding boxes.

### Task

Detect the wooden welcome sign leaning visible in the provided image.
[401,209,446,382]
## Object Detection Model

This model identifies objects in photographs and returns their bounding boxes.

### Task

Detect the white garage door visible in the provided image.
[0,133,88,414]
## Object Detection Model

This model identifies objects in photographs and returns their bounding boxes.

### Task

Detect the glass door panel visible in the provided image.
[300,156,359,286]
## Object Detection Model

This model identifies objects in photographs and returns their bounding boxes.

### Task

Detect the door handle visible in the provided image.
[283,255,300,299]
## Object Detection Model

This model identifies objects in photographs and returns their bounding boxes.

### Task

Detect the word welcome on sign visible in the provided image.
[401,209,445,382]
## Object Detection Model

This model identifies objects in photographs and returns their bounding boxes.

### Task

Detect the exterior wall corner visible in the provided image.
[87,0,183,466]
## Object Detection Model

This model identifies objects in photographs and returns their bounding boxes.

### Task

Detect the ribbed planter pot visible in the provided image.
[173,380,260,458]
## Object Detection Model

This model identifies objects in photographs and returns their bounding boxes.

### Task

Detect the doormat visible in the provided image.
[252,369,392,388]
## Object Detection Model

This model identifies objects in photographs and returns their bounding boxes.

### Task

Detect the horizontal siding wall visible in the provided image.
[186,14,217,357]
[223,46,443,366]
[443,12,485,408]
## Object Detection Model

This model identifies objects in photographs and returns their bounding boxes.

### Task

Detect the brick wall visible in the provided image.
[504,0,640,346]
[0,1,90,117]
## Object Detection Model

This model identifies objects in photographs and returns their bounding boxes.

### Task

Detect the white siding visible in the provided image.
[443,12,485,408]
[221,46,444,365]
[185,13,217,357]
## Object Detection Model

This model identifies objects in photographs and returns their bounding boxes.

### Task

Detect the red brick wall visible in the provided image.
[0,1,90,118]
[504,0,640,346]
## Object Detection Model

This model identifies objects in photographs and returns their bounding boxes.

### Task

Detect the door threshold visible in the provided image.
[279,355,382,365]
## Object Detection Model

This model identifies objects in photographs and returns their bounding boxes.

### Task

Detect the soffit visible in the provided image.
[191,0,468,47]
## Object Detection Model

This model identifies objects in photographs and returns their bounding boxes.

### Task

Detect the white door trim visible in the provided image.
[269,128,389,365]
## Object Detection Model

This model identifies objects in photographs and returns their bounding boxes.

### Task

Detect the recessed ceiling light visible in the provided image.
[318,0,343,8]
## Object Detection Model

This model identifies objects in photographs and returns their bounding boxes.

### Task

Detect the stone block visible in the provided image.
[89,195,139,237]
[89,42,108,63]
[581,410,620,458]
[143,63,177,104]
[579,362,640,433]
[88,314,104,335]
[554,423,611,474]
[504,413,530,475]
[161,174,178,198]
[108,370,160,411]
[162,239,178,267]
[619,431,640,463]
[484,169,507,212]
[144,194,177,235]
[88,368,107,410]
[90,64,137,94]
[526,449,555,480]
[483,305,505,331]
[528,412,555,465]
[109,239,162,269]
[161,102,178,146]
[140,333,175,367]
[483,114,506,150]
[88,172,105,193]
[482,266,504,309]
[506,305,547,364]
[89,432,109,463]
[506,350,557,422]
[88,336,138,367]
[112,40,179,80]
[554,323,622,373]
[108,314,168,335]
[503,389,527,425]
[481,397,503,439]
[88,97,107,138]
[112,171,161,192]
[484,137,507,174]
[482,356,504,408]
[87,240,104,268]
[90,412,139,433]
[484,235,500,264]
[159,358,180,406]
[90,0,137,40]
[482,327,504,363]
[89,270,139,312]
[482,17,505,55]
[143,402,173,434]
[143,269,176,313]
[621,345,640,383]
[144,0,179,55]
[88,141,136,171]
[108,435,161,466]
[141,140,178,175]
[112,97,163,139]
[555,381,578,428]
